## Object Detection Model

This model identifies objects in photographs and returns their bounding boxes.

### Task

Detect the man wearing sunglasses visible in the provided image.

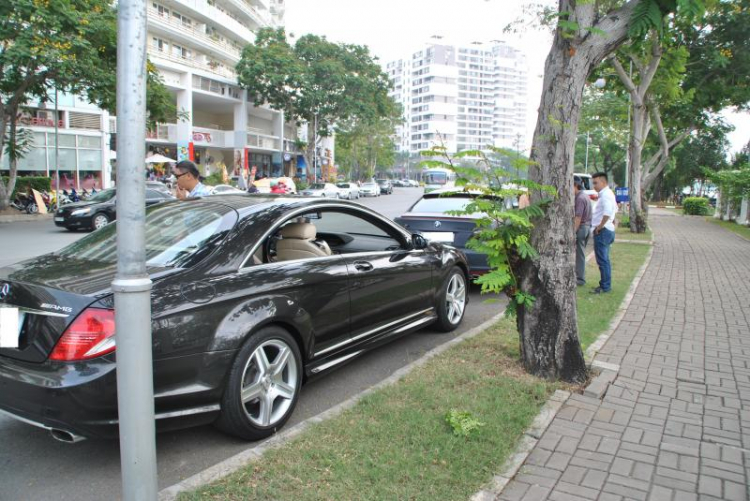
[174,160,212,199]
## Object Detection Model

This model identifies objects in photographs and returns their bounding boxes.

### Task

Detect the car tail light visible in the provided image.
[588,193,599,201]
[49,308,116,361]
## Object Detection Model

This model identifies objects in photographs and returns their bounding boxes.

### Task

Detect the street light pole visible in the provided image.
[625,61,632,188]
[584,132,590,174]
[54,87,60,211]
[113,1,158,500]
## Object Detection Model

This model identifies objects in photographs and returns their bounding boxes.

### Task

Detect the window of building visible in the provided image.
[152,2,169,16]
[151,37,167,52]
[172,11,192,27]
[172,44,192,59]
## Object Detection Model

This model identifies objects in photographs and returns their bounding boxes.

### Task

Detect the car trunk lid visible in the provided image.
[0,257,176,363]
[395,213,480,247]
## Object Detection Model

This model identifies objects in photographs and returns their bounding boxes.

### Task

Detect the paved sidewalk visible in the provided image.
[499,211,750,501]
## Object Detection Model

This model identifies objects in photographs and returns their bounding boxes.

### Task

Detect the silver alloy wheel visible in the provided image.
[240,339,298,427]
[445,273,467,325]
[92,214,108,230]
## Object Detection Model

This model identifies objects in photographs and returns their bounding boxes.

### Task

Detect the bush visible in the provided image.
[202,172,224,186]
[2,175,52,199]
[619,212,630,227]
[682,197,710,215]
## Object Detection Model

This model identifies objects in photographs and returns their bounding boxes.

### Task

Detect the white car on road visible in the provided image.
[301,183,340,198]
[359,181,380,197]
[336,182,360,200]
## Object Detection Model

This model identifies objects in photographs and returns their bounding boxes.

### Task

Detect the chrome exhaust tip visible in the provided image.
[50,428,87,444]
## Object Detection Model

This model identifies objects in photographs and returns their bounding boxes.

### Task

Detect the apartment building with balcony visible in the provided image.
[386,40,528,157]
[145,0,294,180]
[2,0,296,190]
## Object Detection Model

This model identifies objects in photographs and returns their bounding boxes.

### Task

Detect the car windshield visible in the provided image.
[424,172,447,185]
[336,183,350,189]
[363,183,376,187]
[410,196,476,214]
[86,189,116,203]
[56,202,238,268]
[309,184,326,189]
[377,180,388,185]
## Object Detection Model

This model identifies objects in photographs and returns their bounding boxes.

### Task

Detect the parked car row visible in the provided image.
[392,179,420,188]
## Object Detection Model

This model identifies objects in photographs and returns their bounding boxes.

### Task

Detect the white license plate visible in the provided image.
[55,217,65,222]
[0,308,23,348]
[422,231,454,243]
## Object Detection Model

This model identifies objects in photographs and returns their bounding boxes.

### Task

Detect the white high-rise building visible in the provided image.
[3,0,300,190]
[386,41,528,157]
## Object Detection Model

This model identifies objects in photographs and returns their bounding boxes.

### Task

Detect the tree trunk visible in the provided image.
[0,110,20,212]
[517,0,636,383]
[628,103,649,233]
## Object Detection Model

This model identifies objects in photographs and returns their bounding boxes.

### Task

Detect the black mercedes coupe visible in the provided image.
[0,196,469,442]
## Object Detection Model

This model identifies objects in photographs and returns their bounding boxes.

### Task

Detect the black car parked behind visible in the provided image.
[53,188,174,231]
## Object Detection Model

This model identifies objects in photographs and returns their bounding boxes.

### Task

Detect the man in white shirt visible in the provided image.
[590,172,617,293]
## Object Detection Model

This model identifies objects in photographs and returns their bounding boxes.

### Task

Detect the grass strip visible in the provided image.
[179,320,563,501]
[614,225,653,241]
[181,243,651,501]
[707,217,750,242]
[577,242,651,349]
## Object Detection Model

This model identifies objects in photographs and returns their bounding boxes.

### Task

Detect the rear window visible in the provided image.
[56,202,237,268]
[424,172,447,185]
[410,196,474,214]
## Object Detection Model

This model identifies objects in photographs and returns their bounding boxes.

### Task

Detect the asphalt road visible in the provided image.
[0,188,506,501]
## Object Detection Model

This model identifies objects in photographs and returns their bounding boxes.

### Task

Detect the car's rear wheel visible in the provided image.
[434,267,467,332]
[215,326,302,440]
[92,213,109,230]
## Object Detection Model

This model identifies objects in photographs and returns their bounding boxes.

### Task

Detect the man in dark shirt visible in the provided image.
[574,176,593,286]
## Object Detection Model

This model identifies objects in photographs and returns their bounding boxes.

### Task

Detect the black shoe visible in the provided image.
[590,287,611,294]
[577,282,586,287]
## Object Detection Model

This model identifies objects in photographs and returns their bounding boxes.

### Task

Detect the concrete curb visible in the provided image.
[469,390,571,501]
[584,243,655,362]
[0,213,53,223]
[615,239,653,245]
[159,308,509,501]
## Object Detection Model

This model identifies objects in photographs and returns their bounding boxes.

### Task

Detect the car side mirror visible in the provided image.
[411,233,428,250]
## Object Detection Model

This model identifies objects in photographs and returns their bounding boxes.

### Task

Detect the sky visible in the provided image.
[285,0,749,157]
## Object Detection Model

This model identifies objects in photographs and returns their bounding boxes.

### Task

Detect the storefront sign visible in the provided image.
[192,131,212,143]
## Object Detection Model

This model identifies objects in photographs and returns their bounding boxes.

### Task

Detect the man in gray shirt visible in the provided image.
[574,176,592,286]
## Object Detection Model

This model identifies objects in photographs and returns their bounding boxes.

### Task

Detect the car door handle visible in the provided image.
[353,261,373,272]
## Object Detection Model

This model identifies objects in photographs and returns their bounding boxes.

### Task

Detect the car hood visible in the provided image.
[0,254,179,297]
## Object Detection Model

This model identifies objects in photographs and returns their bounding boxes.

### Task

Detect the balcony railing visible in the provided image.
[247,131,279,150]
[147,7,242,60]
[146,123,177,142]
[148,46,237,80]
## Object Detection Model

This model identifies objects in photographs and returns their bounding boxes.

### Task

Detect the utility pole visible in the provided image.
[113,1,158,500]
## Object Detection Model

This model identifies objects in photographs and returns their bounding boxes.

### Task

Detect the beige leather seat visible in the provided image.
[276,223,332,261]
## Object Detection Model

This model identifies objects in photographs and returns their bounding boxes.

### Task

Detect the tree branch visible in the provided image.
[579,0,639,63]
[611,56,637,94]
[639,37,663,99]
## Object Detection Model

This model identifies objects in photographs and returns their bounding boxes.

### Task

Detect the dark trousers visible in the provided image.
[575,225,590,285]
[594,228,615,291]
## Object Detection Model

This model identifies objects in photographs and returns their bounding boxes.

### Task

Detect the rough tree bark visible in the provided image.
[518,0,637,383]
[611,39,662,233]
